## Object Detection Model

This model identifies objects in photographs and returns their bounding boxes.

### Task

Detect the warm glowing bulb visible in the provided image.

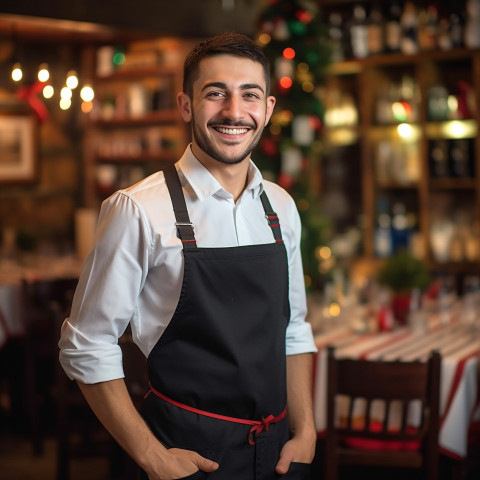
[81,101,93,114]
[66,71,79,89]
[279,77,293,89]
[11,63,23,81]
[80,85,94,102]
[61,86,73,100]
[329,302,341,317]
[59,98,72,110]
[258,33,271,45]
[302,81,314,93]
[38,64,50,82]
[43,85,54,99]
[283,47,296,60]
[297,63,309,73]
[397,123,413,138]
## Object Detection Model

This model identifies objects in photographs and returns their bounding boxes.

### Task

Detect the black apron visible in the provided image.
[140,165,311,480]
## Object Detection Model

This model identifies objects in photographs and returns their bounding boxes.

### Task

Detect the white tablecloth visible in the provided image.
[0,255,81,348]
[312,313,480,459]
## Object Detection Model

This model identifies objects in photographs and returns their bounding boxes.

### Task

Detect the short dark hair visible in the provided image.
[182,32,271,97]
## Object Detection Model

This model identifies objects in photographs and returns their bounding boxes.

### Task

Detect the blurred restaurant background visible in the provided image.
[0,0,479,479]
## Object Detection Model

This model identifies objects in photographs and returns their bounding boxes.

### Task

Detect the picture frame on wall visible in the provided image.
[0,115,37,184]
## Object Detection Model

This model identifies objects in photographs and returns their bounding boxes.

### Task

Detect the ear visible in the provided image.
[177,92,192,122]
[264,95,276,126]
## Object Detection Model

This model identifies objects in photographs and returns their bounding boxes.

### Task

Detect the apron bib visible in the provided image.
[140,165,310,480]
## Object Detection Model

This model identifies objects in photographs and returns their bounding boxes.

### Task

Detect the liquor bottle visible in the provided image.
[437,17,452,50]
[384,2,402,53]
[449,139,472,178]
[449,13,464,48]
[350,4,369,58]
[429,139,449,177]
[400,2,419,55]
[375,212,393,257]
[391,202,410,253]
[328,12,345,62]
[419,5,439,51]
[464,0,480,48]
[367,6,384,55]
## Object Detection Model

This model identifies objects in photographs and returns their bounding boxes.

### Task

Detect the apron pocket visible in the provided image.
[280,461,311,480]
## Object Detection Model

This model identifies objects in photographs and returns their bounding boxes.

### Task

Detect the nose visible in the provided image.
[222,95,243,120]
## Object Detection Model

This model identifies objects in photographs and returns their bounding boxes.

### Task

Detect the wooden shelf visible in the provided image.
[95,152,178,164]
[429,178,477,190]
[91,109,180,127]
[94,65,179,82]
[82,40,191,208]
[321,46,480,268]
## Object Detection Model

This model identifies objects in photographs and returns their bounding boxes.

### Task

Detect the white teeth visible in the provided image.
[216,127,248,135]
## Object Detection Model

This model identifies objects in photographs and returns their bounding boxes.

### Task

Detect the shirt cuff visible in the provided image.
[285,321,318,356]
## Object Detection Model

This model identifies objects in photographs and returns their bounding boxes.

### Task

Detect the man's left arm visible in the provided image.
[275,352,317,474]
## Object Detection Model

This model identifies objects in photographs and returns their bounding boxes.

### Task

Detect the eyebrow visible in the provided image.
[201,82,265,95]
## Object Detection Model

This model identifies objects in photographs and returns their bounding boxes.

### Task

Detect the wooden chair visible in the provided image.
[324,346,441,480]
[21,277,79,455]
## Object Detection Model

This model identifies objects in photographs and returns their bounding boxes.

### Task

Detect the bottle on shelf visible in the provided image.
[374,211,393,258]
[400,2,419,55]
[429,139,450,177]
[449,13,464,48]
[449,138,473,178]
[367,6,385,55]
[328,12,345,62]
[391,202,410,253]
[384,1,402,53]
[349,4,369,59]
[418,5,439,51]
[464,0,480,48]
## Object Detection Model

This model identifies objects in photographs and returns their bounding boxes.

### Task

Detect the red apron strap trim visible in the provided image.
[148,383,287,445]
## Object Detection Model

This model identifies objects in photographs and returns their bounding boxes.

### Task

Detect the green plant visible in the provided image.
[376,249,431,293]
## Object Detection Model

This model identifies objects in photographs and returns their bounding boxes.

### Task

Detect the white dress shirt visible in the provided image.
[59,146,317,384]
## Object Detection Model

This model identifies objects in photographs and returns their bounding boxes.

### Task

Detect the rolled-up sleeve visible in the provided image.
[59,191,152,383]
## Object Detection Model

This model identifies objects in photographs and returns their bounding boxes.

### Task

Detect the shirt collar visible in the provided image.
[177,145,265,201]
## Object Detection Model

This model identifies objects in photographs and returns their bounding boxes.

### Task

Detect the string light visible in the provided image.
[37,63,50,83]
[11,63,23,82]
[279,77,293,89]
[42,85,54,99]
[80,84,95,102]
[257,33,271,46]
[283,47,296,60]
[66,70,79,89]
[60,86,73,100]
[59,98,72,110]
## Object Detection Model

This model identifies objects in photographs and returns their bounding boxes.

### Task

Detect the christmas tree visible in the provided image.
[255,0,332,290]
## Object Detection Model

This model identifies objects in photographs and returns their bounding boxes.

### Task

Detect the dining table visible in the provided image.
[311,297,480,461]
[0,254,82,349]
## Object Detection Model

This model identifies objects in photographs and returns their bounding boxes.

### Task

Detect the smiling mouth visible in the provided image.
[214,126,250,135]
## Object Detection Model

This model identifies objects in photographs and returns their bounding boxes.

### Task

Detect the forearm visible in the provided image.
[76,378,167,472]
[286,353,316,453]
[76,378,218,480]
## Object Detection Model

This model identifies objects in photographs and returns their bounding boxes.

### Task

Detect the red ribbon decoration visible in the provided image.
[16,81,49,122]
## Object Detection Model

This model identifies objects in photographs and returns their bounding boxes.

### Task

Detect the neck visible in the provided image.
[191,145,251,202]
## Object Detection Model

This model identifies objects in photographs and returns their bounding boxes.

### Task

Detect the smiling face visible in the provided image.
[177,54,276,167]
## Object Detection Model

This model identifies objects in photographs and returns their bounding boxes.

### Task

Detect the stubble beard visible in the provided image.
[191,113,264,166]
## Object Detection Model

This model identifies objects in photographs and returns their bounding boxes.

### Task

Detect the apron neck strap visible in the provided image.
[164,164,197,249]
[260,191,283,243]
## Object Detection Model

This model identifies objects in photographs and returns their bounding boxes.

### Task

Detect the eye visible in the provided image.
[244,92,260,100]
[206,91,225,98]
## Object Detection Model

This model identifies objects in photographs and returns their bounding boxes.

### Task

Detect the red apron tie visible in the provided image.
[147,383,287,445]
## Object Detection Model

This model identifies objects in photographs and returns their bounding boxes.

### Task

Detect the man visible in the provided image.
[59,32,317,480]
